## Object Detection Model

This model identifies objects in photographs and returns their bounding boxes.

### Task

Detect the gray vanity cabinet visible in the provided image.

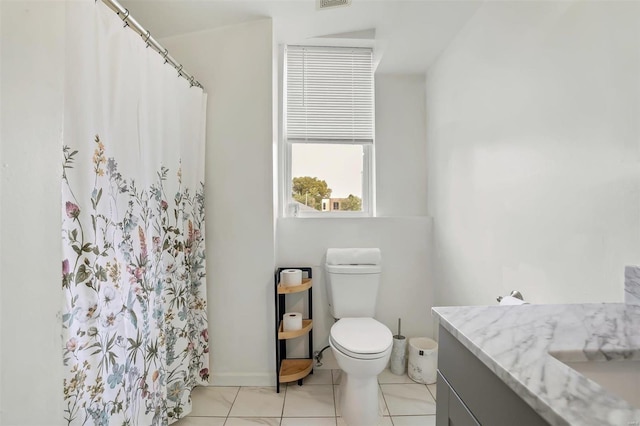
[436,326,548,426]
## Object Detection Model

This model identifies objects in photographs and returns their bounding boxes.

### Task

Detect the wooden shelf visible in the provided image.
[278,319,313,340]
[277,278,312,294]
[279,359,313,383]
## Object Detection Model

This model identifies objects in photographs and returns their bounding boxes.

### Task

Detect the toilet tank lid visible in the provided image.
[325,264,381,274]
[326,248,381,266]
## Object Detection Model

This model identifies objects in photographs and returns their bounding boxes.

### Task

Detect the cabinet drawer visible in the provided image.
[449,383,480,426]
[437,371,480,426]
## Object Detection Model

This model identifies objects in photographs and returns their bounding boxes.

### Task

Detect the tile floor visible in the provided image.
[176,368,437,426]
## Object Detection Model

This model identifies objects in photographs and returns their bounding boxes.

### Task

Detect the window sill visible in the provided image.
[277,215,433,224]
[287,211,373,219]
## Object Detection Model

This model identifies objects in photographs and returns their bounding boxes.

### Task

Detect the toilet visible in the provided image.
[325,248,392,426]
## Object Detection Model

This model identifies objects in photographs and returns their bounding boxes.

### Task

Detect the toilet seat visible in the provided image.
[330,318,392,360]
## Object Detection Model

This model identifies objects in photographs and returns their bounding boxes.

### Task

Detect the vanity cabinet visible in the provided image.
[436,326,548,426]
[274,267,313,393]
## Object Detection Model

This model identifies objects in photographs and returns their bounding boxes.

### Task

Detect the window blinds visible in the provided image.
[286,45,374,144]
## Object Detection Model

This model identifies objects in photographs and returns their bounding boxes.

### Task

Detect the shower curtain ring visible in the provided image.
[144,31,151,47]
[162,49,169,64]
[189,76,195,87]
[176,65,183,76]
[122,9,130,28]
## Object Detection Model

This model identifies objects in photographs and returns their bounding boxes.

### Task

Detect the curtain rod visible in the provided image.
[100,0,204,90]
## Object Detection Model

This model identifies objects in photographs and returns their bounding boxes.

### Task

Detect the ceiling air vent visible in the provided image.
[317,0,352,11]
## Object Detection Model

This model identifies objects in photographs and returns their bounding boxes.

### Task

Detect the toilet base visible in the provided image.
[329,320,392,426]
[339,372,382,426]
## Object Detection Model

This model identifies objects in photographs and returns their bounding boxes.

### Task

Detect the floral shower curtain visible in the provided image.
[61,2,208,424]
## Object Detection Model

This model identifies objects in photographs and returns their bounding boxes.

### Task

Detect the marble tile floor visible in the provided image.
[176,368,437,426]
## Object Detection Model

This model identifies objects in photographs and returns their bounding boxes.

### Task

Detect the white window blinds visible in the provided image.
[285,45,374,144]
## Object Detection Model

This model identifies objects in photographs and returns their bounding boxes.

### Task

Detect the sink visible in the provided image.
[559,359,640,409]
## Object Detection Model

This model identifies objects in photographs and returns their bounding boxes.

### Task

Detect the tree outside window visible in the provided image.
[292,176,362,211]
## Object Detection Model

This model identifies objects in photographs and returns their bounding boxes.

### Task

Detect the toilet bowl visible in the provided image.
[330,317,392,426]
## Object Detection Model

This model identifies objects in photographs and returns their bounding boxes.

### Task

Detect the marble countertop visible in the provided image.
[432,303,640,426]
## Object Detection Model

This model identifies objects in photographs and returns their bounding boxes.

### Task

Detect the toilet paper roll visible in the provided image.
[281,269,302,287]
[283,312,303,331]
[499,295,529,306]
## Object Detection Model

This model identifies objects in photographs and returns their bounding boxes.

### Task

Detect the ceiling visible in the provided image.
[121,0,483,73]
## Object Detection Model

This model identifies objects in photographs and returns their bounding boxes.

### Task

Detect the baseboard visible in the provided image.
[209,372,276,387]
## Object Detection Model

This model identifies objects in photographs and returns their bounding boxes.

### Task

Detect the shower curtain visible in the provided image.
[61,2,208,424]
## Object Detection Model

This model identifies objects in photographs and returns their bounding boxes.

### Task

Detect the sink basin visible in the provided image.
[559,359,640,409]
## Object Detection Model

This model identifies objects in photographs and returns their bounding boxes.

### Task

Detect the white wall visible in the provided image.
[0,1,65,424]
[426,1,640,307]
[160,20,276,386]
[375,74,428,217]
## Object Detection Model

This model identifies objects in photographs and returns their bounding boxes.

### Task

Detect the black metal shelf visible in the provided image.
[274,266,313,393]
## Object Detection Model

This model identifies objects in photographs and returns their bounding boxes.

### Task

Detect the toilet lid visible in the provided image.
[330,318,392,358]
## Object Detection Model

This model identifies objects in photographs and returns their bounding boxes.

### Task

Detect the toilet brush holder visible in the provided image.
[390,318,406,375]
[390,335,407,375]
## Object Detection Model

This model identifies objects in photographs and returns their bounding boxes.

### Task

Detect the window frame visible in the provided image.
[280,45,376,218]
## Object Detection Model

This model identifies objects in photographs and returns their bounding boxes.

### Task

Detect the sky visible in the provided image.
[291,144,363,199]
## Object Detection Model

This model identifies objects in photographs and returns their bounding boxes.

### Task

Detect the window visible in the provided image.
[282,45,375,217]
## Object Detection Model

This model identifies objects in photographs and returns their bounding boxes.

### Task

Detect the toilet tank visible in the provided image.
[325,264,382,318]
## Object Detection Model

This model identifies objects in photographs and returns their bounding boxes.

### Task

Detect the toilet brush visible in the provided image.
[390,318,407,375]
